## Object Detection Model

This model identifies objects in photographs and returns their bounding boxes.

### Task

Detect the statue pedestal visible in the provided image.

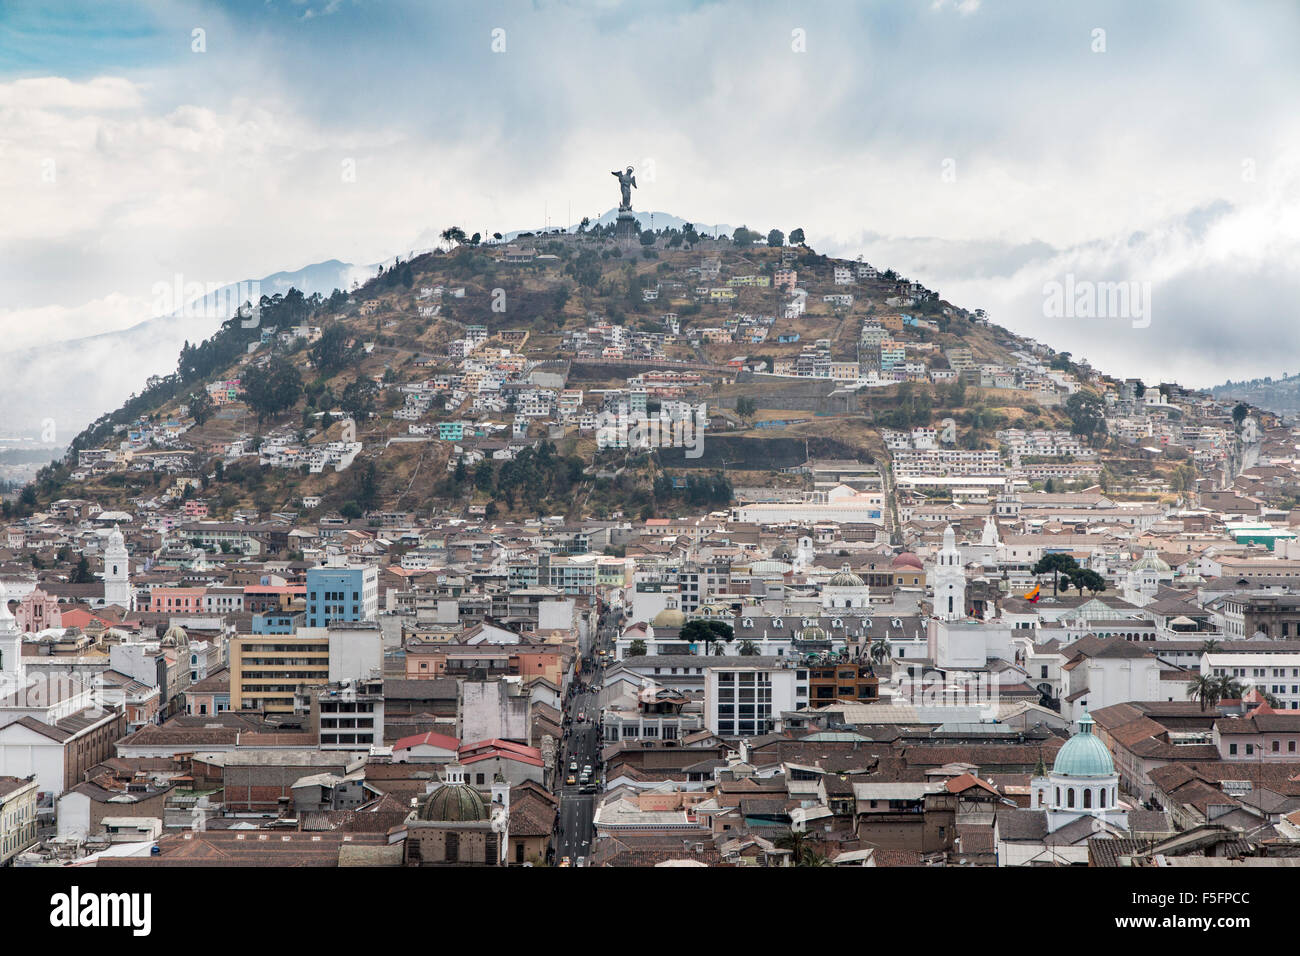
[615,211,639,242]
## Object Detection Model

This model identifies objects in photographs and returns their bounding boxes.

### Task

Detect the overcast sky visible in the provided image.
[3,0,1299,389]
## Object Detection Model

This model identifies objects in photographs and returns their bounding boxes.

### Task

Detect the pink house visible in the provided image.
[1214,707,1300,760]
[15,588,61,633]
[149,586,209,614]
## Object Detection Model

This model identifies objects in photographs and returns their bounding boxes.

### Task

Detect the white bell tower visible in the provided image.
[934,524,966,622]
[0,581,24,692]
[103,525,132,610]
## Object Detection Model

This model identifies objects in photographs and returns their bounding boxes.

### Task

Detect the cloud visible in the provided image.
[2,0,1300,428]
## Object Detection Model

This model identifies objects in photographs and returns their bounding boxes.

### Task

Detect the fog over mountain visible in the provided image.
[0,258,367,442]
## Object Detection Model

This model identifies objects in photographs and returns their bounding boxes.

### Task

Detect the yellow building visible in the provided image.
[230,632,330,713]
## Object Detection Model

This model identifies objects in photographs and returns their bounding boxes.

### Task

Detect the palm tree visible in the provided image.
[1199,638,1222,656]
[712,641,728,656]
[869,639,892,665]
[1215,676,1245,703]
[774,828,826,866]
[628,638,647,657]
[1186,673,1219,712]
[737,639,759,656]
[774,828,808,866]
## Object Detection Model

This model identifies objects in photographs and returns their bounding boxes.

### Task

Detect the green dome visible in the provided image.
[419,773,488,822]
[1052,713,1115,777]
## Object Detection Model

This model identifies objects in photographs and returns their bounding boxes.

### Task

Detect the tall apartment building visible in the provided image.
[306,564,379,628]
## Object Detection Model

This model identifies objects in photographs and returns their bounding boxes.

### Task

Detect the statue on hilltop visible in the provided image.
[611,166,637,213]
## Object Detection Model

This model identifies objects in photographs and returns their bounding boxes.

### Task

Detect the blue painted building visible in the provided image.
[306,564,379,628]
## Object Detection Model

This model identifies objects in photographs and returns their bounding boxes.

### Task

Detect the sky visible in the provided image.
[2,0,1299,410]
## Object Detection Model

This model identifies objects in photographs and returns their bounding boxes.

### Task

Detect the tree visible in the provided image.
[243,355,303,424]
[774,828,825,866]
[1199,638,1222,656]
[440,225,468,248]
[1065,391,1105,442]
[869,639,892,665]
[311,323,358,373]
[1232,403,1250,427]
[789,227,806,245]
[340,501,362,520]
[189,389,214,427]
[69,554,93,584]
[1216,676,1245,703]
[1031,553,1079,596]
[681,619,734,655]
[767,228,785,247]
[732,226,761,247]
[628,638,647,657]
[1186,673,1219,712]
[735,396,757,419]
[737,639,759,656]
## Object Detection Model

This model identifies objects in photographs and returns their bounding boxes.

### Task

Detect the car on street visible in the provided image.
[559,857,571,867]
[577,713,585,722]
[566,774,577,786]
[568,760,578,772]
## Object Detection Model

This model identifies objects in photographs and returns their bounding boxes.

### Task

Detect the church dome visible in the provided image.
[418,765,488,822]
[827,568,865,588]
[892,552,923,570]
[162,624,189,647]
[1131,549,1170,574]
[1052,713,1115,777]
[651,608,686,628]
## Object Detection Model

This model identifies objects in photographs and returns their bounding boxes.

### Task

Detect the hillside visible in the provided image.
[1210,374,1300,420]
[7,220,1160,524]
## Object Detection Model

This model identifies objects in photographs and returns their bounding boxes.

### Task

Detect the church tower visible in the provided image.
[0,581,23,691]
[933,524,966,621]
[103,525,132,610]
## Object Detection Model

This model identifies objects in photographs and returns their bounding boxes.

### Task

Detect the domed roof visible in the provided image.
[827,565,865,588]
[418,765,488,822]
[651,608,686,628]
[161,624,189,647]
[1052,713,1115,777]
[799,625,827,641]
[892,552,923,570]
[1132,549,1171,573]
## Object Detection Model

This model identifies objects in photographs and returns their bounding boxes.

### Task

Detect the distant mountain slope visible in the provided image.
[1209,374,1300,419]
[0,259,367,441]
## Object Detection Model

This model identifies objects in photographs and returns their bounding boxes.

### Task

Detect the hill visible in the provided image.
[1210,374,1300,420]
[7,221,1173,524]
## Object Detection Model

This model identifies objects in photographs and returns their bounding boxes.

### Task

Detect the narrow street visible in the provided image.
[554,611,615,866]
